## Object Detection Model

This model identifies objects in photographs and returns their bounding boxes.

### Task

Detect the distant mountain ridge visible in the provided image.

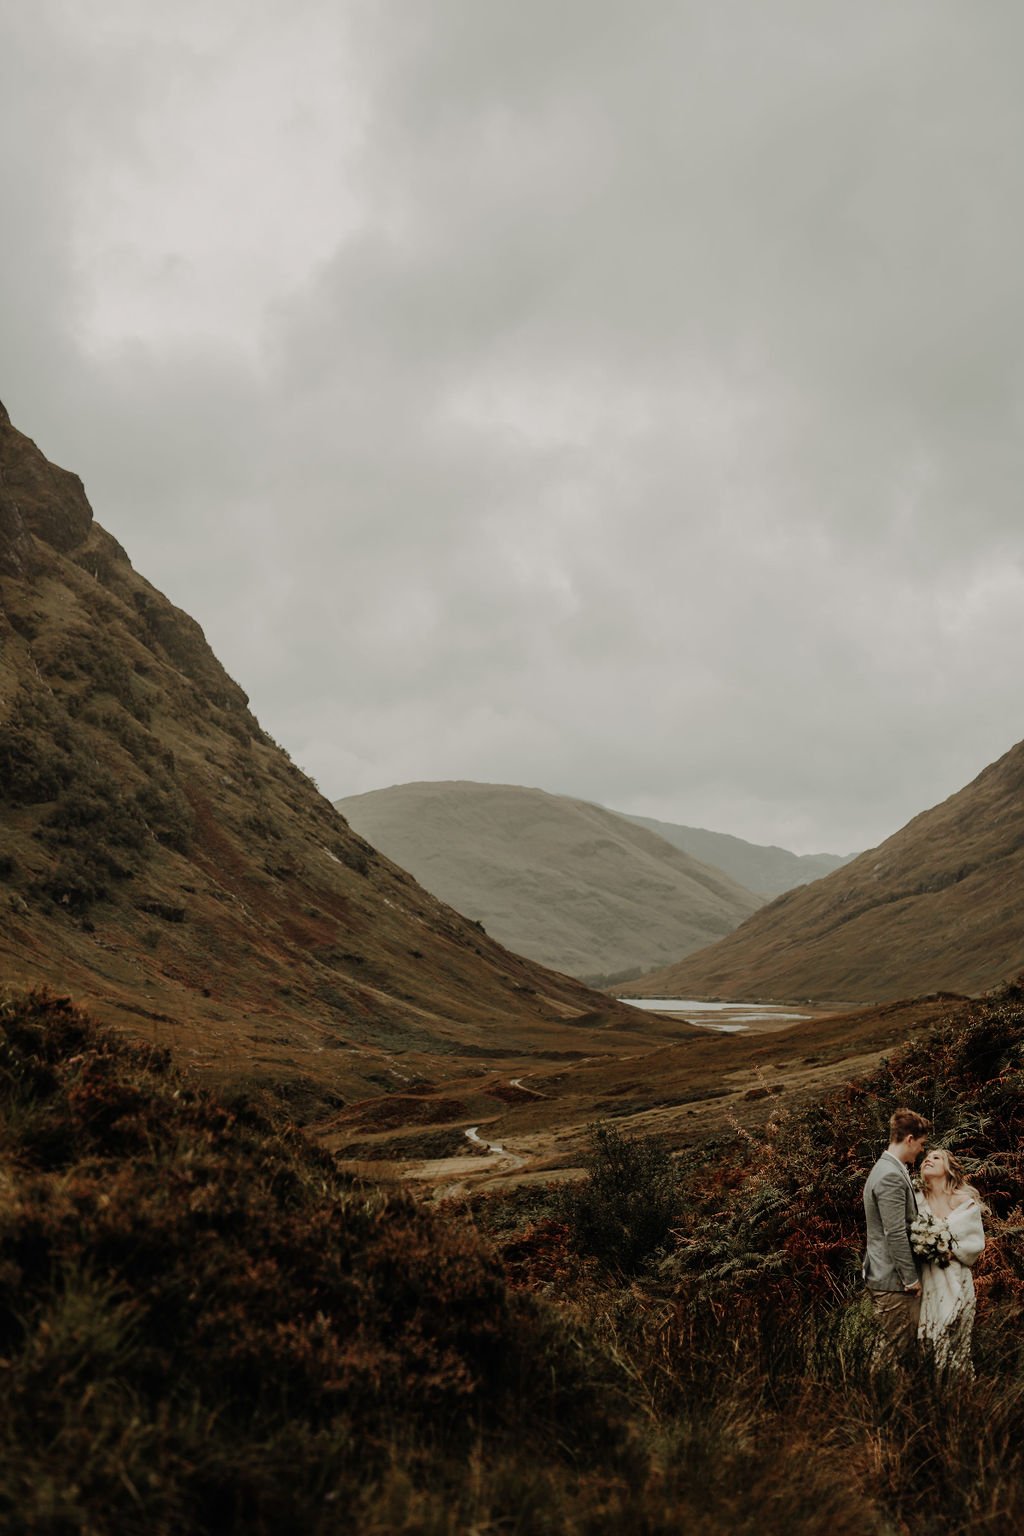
[616,813,855,896]
[633,739,1024,1002]
[0,401,638,1118]
[334,781,763,984]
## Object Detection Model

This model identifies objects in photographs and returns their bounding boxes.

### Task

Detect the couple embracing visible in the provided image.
[863,1108,986,1371]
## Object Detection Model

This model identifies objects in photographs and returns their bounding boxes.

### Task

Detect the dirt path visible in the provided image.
[509,1075,545,1096]
[401,1123,528,1198]
[335,999,951,1200]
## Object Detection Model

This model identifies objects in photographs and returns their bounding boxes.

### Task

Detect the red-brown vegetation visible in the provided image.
[8,980,1024,1533]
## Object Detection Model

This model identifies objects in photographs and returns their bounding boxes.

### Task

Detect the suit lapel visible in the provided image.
[881,1151,914,1192]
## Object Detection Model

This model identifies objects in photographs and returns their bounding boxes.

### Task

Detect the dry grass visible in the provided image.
[6,984,1024,1533]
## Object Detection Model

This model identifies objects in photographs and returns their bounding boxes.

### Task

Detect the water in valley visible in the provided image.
[619,998,813,1032]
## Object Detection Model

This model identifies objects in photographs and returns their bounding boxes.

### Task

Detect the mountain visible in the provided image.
[618,813,855,896]
[334,781,763,984]
[0,400,643,1118]
[631,739,1024,1002]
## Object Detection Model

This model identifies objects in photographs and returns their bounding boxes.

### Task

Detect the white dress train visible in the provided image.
[917,1195,985,1372]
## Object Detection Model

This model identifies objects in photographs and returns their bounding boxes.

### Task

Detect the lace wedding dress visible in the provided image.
[917,1195,986,1373]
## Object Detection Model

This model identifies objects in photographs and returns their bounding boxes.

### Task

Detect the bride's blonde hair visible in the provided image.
[927,1148,988,1212]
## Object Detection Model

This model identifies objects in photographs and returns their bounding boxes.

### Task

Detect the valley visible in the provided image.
[322,992,958,1197]
[0,399,1018,1205]
[3,400,1023,1536]
[7,14,1024,1528]
[0,401,648,1122]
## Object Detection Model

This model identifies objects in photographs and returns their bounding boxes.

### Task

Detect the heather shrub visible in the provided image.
[656,984,1024,1323]
[6,986,1024,1534]
[34,852,111,914]
[0,991,633,1535]
[560,1123,685,1273]
[0,726,70,804]
[31,758,187,909]
[0,692,74,805]
[57,631,151,721]
[133,775,193,851]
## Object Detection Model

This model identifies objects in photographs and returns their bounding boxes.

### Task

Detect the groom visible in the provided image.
[863,1107,931,1357]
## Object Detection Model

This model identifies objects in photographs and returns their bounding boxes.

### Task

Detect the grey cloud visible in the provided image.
[3,2,1024,854]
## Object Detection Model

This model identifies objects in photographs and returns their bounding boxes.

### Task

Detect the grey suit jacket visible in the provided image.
[862,1153,919,1291]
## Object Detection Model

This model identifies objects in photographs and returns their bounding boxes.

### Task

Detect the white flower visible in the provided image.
[910,1209,957,1267]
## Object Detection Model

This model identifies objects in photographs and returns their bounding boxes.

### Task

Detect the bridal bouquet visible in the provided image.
[910,1210,956,1268]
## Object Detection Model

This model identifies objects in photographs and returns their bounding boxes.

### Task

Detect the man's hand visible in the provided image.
[904,1281,922,1294]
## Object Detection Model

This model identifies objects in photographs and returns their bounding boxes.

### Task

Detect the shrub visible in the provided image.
[33,763,177,910]
[0,991,635,1534]
[45,784,147,852]
[85,707,160,766]
[560,1124,685,1273]
[0,726,70,804]
[663,984,1024,1315]
[56,632,151,721]
[0,692,75,806]
[133,777,193,852]
[36,854,110,914]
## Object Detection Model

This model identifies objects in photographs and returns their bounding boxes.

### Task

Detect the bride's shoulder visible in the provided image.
[951,1189,978,1210]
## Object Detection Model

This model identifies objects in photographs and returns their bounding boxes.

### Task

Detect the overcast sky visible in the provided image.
[3,2,1023,855]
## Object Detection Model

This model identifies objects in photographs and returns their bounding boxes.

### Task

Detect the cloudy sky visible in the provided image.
[3,2,1023,855]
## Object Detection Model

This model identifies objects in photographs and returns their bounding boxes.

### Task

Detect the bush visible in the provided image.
[45,785,147,850]
[662,984,1024,1316]
[34,776,147,912]
[37,853,110,914]
[560,1124,685,1273]
[0,726,70,804]
[133,777,193,852]
[0,991,635,1535]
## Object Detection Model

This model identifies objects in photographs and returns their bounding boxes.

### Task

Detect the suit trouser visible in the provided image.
[868,1288,920,1359]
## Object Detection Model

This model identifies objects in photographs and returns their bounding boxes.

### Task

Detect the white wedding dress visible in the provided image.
[917,1194,986,1373]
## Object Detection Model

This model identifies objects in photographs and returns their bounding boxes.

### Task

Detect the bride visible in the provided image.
[917,1148,986,1373]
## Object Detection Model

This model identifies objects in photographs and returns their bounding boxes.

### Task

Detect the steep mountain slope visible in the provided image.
[0,401,641,1116]
[618,813,854,895]
[632,739,1024,1002]
[334,781,763,984]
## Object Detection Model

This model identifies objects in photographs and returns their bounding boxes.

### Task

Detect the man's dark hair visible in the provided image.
[890,1107,930,1142]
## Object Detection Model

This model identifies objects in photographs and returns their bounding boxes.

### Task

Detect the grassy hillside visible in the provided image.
[619,811,854,895]
[335,780,763,985]
[7,983,1024,1534]
[0,402,643,1117]
[632,737,1024,1003]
